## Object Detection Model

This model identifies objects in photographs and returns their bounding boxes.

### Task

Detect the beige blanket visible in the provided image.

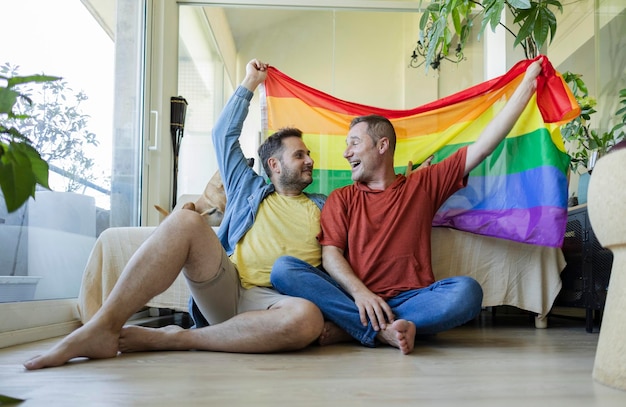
[77,226,565,323]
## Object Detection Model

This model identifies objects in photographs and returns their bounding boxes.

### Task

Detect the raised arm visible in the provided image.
[213,58,269,188]
[465,57,543,176]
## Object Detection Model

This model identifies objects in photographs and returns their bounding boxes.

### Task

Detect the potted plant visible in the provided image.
[2,65,102,302]
[0,70,59,301]
[560,71,626,202]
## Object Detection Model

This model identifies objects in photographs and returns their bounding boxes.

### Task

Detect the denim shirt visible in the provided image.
[212,85,326,256]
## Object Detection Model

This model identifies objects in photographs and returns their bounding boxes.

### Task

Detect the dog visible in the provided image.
[154,158,254,226]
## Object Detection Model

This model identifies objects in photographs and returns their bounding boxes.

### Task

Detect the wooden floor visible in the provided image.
[2,308,626,406]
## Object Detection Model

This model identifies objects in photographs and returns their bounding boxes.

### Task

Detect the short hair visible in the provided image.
[349,115,396,152]
[258,127,303,177]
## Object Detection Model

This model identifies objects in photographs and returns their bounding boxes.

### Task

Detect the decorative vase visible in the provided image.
[577,171,591,204]
[587,146,626,391]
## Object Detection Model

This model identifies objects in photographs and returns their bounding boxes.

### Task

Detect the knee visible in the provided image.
[282,300,324,349]
[270,256,301,288]
[168,208,210,232]
[461,276,483,298]
[455,276,483,314]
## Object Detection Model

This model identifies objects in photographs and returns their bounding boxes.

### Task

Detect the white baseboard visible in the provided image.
[0,320,81,349]
[0,298,81,348]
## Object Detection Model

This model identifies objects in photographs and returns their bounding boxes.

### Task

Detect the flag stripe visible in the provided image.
[265,58,579,124]
[266,85,515,137]
[306,127,570,175]
[433,206,568,245]
[441,166,569,210]
[308,164,568,210]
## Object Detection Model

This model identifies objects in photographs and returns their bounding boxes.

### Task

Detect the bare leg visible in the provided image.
[119,298,323,353]
[318,321,354,346]
[24,210,223,370]
[376,319,416,355]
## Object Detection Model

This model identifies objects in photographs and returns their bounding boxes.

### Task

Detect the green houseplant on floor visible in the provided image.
[1,71,59,301]
[2,66,101,301]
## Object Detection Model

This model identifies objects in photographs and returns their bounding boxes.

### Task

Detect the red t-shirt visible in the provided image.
[318,147,468,299]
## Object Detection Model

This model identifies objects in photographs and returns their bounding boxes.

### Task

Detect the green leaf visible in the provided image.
[0,87,20,115]
[426,3,442,12]
[533,12,550,49]
[419,11,430,31]
[513,8,532,24]
[451,7,461,35]
[536,7,558,47]
[514,12,535,48]
[7,74,60,88]
[545,0,564,12]
[0,393,25,404]
[0,141,49,212]
[508,0,531,8]
[489,1,505,32]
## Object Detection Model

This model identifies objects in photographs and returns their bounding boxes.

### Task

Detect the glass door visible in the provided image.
[0,0,145,318]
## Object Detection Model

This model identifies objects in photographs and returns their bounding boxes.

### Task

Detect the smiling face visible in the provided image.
[273,136,314,194]
[343,121,386,183]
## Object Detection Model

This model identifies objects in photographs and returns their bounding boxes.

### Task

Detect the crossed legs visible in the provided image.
[271,256,483,354]
[271,257,416,354]
[23,210,323,370]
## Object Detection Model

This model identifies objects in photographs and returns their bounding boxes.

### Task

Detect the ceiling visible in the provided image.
[218,1,425,50]
[222,8,317,47]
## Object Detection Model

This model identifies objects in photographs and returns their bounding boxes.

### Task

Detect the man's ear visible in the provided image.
[267,156,281,174]
[378,137,390,154]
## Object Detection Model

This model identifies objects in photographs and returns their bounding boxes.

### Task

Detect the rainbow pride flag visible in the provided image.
[261,56,579,247]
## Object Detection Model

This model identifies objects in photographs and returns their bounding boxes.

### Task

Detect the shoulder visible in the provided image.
[304,192,327,201]
[303,192,327,210]
[325,185,357,205]
[416,147,467,176]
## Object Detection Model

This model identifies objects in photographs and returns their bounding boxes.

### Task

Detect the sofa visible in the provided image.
[77,224,565,328]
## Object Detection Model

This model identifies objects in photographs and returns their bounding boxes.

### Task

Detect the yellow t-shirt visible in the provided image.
[230,193,322,289]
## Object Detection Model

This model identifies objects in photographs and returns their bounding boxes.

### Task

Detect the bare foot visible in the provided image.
[119,325,185,353]
[318,321,354,346]
[376,319,416,355]
[23,321,120,370]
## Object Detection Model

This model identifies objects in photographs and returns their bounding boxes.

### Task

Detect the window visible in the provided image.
[175,6,227,198]
[0,0,146,343]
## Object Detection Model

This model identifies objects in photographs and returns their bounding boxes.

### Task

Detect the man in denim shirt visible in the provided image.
[24,59,326,370]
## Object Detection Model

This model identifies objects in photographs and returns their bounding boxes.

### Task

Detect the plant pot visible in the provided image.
[0,276,42,303]
[578,172,591,204]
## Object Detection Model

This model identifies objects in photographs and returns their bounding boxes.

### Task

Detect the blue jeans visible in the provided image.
[270,256,483,347]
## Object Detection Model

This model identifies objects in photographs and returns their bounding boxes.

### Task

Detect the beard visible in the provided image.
[278,165,313,192]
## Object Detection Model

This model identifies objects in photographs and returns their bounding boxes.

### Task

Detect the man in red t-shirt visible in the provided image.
[271,58,544,355]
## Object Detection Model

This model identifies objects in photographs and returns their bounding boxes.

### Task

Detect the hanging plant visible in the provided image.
[413,0,563,69]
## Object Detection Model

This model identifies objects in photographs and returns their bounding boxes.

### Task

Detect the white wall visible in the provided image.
[196,6,483,169]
